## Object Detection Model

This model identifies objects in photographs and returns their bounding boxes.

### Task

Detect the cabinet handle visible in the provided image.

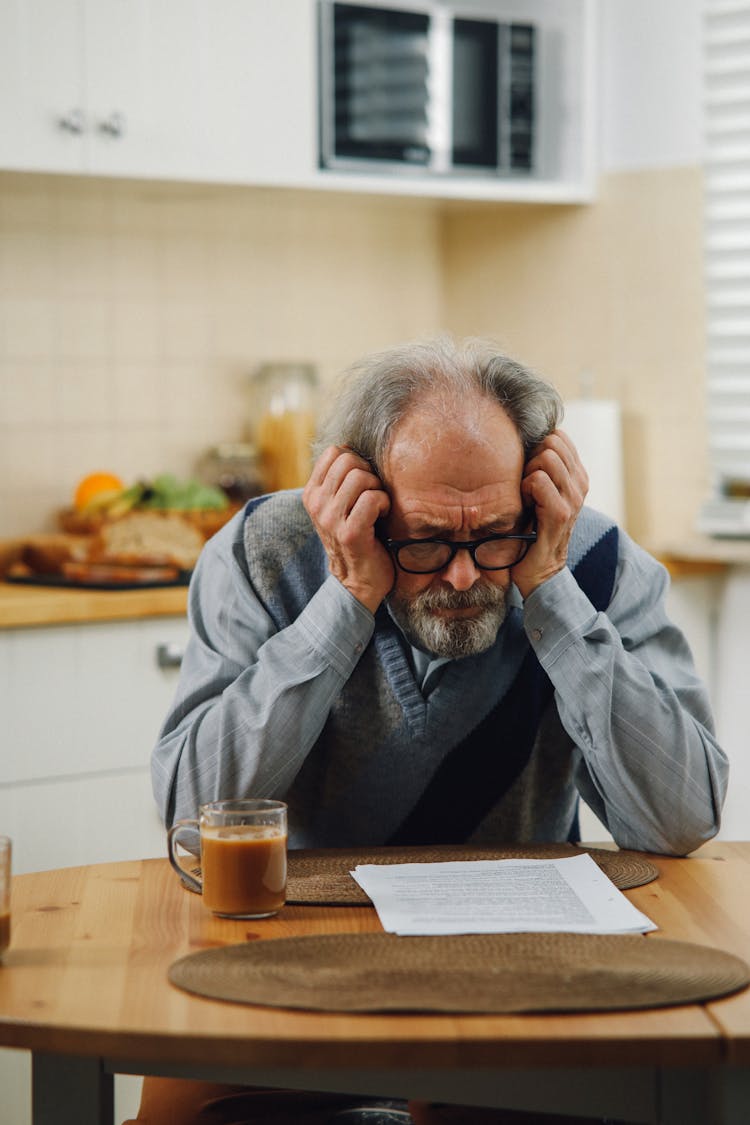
[59,108,85,134]
[99,111,126,138]
[156,643,184,669]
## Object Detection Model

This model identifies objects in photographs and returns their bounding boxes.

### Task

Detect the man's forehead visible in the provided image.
[383,444,524,498]
[384,399,523,475]
[388,489,525,534]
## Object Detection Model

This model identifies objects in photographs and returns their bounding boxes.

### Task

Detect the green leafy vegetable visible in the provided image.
[138,474,229,511]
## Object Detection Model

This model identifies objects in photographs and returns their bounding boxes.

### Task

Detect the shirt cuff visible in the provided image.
[295,575,376,678]
[522,567,600,668]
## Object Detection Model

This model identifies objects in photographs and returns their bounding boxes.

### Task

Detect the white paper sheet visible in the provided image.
[351,854,656,936]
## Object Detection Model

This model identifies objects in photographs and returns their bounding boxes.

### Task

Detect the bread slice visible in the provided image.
[61,559,180,585]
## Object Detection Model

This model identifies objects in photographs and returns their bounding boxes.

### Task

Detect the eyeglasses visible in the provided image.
[385,530,538,574]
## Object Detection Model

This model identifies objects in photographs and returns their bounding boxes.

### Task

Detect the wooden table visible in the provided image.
[2,843,750,1125]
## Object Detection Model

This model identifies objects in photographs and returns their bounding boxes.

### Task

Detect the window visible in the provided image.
[701,1,750,532]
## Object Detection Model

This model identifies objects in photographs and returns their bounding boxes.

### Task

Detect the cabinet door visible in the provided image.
[0,0,211,181]
[0,770,166,875]
[196,0,317,186]
[0,0,87,173]
[0,616,188,872]
[83,0,206,180]
[1,617,189,786]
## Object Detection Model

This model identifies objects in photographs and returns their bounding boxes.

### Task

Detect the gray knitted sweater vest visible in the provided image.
[242,492,619,848]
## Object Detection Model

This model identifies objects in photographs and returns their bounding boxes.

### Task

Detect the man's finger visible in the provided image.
[306,445,344,488]
[330,466,386,522]
[317,448,379,500]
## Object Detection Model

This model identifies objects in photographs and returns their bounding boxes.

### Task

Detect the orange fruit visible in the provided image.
[73,471,125,511]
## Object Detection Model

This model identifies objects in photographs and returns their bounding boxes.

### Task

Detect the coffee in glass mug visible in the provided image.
[168,800,287,918]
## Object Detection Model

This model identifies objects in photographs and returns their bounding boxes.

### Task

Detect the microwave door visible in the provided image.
[323,3,432,169]
[319,1,431,168]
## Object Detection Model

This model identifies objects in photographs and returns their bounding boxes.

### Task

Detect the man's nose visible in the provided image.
[440,547,481,591]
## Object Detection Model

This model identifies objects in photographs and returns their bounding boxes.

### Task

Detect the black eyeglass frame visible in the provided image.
[384,530,538,574]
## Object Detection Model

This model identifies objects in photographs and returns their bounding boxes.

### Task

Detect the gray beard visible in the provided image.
[387,582,508,659]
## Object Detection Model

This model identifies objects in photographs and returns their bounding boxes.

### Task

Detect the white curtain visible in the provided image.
[704,0,750,487]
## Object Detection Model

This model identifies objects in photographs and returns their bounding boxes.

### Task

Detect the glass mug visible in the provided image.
[168,800,287,919]
[0,836,10,959]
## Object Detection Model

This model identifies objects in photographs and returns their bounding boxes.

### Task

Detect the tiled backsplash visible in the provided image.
[0,166,710,547]
[0,173,442,536]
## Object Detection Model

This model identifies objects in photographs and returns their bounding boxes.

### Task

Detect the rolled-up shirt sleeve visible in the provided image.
[151,523,375,829]
[522,537,729,856]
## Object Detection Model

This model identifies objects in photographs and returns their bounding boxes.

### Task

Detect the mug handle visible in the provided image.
[167,819,202,894]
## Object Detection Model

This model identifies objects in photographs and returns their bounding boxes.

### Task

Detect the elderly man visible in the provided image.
[139,337,727,1125]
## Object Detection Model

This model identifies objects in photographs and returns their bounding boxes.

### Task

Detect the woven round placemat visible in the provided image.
[285,844,658,906]
[168,931,749,1013]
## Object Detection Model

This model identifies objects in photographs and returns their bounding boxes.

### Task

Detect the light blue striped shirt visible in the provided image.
[152,502,728,856]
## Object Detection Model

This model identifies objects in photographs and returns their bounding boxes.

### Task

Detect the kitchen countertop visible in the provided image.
[2,535,750,630]
[0,580,188,628]
[653,535,750,567]
[0,532,191,628]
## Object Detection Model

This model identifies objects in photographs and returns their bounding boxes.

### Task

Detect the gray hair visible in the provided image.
[314,336,563,473]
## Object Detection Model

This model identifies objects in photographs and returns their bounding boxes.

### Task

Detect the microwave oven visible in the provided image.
[317,1,536,177]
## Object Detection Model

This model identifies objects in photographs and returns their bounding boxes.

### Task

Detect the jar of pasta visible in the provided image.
[251,363,318,493]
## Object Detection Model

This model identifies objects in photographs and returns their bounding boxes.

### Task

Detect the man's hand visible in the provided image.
[303,446,394,614]
[511,429,589,600]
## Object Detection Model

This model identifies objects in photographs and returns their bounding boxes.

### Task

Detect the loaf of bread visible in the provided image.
[89,512,205,570]
[5,513,207,585]
[59,504,237,538]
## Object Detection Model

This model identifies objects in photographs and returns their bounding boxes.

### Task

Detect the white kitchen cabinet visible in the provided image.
[712,567,750,843]
[0,0,85,174]
[0,0,597,202]
[0,615,188,875]
[83,0,207,181]
[0,612,188,1125]
[0,0,316,184]
[657,566,749,845]
[579,569,723,848]
[196,1,318,188]
[0,0,211,181]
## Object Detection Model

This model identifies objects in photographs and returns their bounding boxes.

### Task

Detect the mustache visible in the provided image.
[412,583,506,612]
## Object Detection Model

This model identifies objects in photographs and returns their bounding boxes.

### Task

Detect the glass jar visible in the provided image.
[250,363,318,492]
[198,442,264,504]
